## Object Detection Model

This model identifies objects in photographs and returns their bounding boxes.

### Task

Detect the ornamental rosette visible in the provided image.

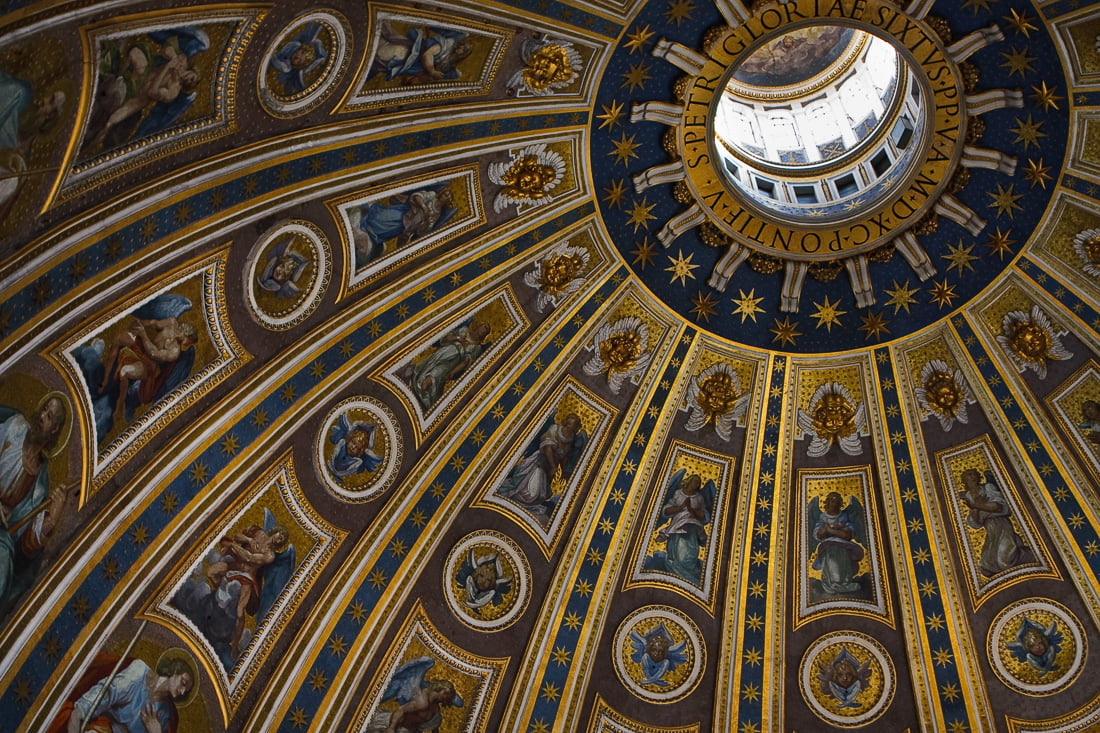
[583,316,653,394]
[684,362,749,441]
[996,305,1072,379]
[488,143,566,213]
[914,359,972,431]
[796,381,866,457]
[523,241,590,312]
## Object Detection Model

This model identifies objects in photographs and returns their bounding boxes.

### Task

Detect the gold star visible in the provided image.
[632,238,657,268]
[914,548,930,564]
[624,24,654,53]
[190,461,209,484]
[885,279,919,313]
[339,340,355,358]
[564,611,583,630]
[603,178,628,208]
[690,291,719,322]
[961,0,991,12]
[369,568,387,588]
[598,517,614,534]
[928,279,958,308]
[948,721,968,733]
[1000,46,1035,77]
[920,579,938,598]
[944,240,978,273]
[941,683,961,702]
[743,647,763,665]
[1011,114,1046,149]
[665,0,695,25]
[597,99,625,130]
[575,579,593,596]
[740,722,760,733]
[411,509,428,527]
[132,524,149,546]
[770,317,801,347]
[328,635,348,657]
[289,707,309,728]
[1030,81,1062,111]
[810,296,846,332]
[586,548,604,565]
[1004,8,1038,37]
[431,481,446,498]
[281,383,297,402]
[620,62,651,92]
[161,492,179,514]
[985,227,1015,259]
[859,311,890,341]
[988,183,1023,219]
[933,647,954,666]
[732,288,765,323]
[390,539,407,557]
[1023,159,1052,188]
[541,681,561,702]
[310,359,326,378]
[742,683,761,702]
[926,613,945,631]
[627,198,657,232]
[531,720,551,733]
[748,580,766,596]
[610,132,639,165]
[746,613,764,631]
[309,669,328,691]
[665,249,699,285]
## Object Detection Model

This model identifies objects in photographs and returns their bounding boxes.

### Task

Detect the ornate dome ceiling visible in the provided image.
[2,0,1100,731]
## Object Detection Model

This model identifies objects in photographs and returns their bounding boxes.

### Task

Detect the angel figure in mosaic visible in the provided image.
[327,413,382,480]
[1007,617,1062,677]
[403,319,492,412]
[269,21,328,96]
[497,412,586,523]
[257,235,313,300]
[629,622,687,686]
[808,492,867,598]
[172,507,296,667]
[367,656,463,733]
[523,241,589,312]
[455,547,512,609]
[356,183,457,266]
[644,470,714,586]
[1080,400,1100,445]
[507,37,582,96]
[996,305,1072,380]
[818,647,871,709]
[796,382,865,457]
[958,468,1032,577]
[582,316,653,395]
[684,362,749,441]
[913,359,972,431]
[369,22,472,84]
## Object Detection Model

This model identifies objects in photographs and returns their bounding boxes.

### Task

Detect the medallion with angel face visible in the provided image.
[582,316,653,395]
[488,143,565,213]
[796,382,866,457]
[914,359,972,431]
[996,305,1072,379]
[523,241,589,312]
[684,362,749,441]
[443,531,530,631]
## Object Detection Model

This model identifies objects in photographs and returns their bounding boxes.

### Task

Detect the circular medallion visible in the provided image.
[613,605,704,702]
[245,220,331,330]
[315,397,401,502]
[443,531,531,631]
[258,11,351,117]
[799,630,895,727]
[988,598,1085,695]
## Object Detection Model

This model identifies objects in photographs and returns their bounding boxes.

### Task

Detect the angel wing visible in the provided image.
[807,496,823,549]
[132,293,192,321]
[382,656,435,704]
[837,402,866,456]
[714,392,751,441]
[844,496,866,545]
[661,468,689,507]
[701,479,717,522]
[581,321,615,376]
[797,409,832,458]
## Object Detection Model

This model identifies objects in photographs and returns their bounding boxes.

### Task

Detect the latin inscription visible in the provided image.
[682,0,963,259]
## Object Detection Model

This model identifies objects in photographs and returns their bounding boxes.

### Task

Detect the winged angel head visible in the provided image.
[914,359,973,431]
[488,143,565,213]
[996,305,1072,379]
[582,316,653,394]
[684,362,750,441]
[796,382,866,458]
[509,37,583,96]
[1073,228,1100,277]
[523,241,589,312]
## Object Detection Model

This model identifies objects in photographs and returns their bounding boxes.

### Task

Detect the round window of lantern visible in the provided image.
[680,1,965,261]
